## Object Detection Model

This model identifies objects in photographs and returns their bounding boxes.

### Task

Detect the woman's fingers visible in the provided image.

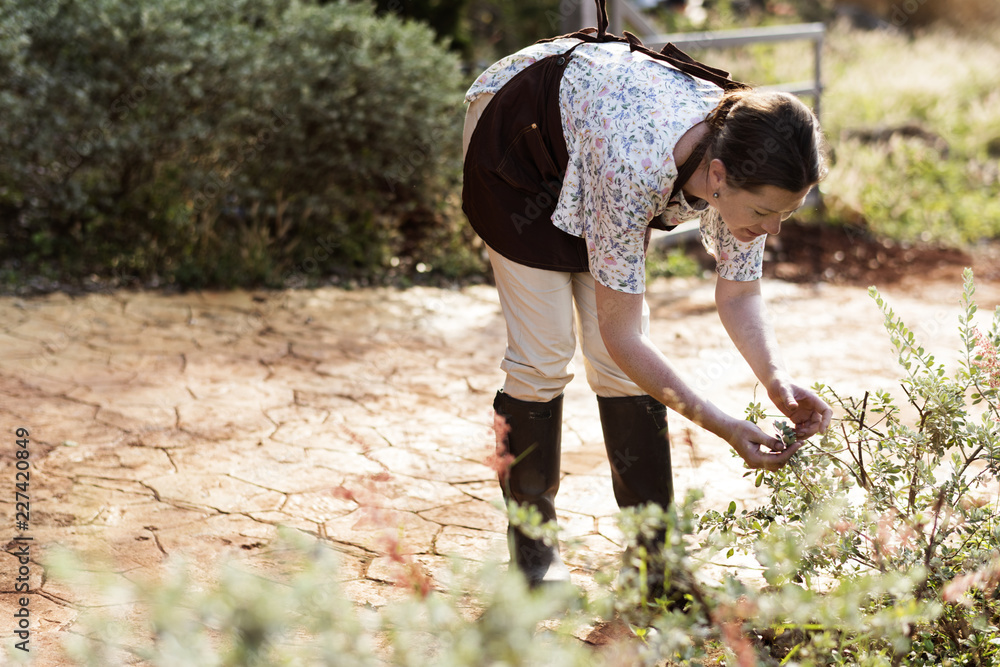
[789,390,833,434]
[748,440,803,471]
[731,422,803,470]
[795,412,822,437]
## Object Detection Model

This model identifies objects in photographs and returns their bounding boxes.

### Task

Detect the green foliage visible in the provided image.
[774,419,798,446]
[819,25,1000,245]
[644,246,702,281]
[0,0,476,289]
[703,268,1000,664]
[824,138,1000,246]
[24,528,597,667]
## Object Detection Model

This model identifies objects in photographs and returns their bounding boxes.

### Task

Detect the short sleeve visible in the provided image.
[699,210,766,281]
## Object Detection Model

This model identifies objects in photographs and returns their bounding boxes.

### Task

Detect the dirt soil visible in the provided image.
[1,236,999,665]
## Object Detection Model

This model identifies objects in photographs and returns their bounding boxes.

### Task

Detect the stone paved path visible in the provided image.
[0,269,997,664]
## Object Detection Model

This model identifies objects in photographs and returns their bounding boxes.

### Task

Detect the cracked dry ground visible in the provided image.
[1,266,998,664]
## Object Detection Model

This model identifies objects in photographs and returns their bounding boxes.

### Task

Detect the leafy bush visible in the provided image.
[702,268,1000,664]
[0,0,478,289]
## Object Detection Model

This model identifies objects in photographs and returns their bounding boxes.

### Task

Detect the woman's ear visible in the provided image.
[708,158,728,193]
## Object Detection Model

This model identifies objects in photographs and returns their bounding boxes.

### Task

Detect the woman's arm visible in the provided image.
[595,282,801,470]
[714,276,832,438]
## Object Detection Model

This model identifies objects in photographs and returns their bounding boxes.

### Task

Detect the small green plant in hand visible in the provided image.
[773,419,798,447]
[744,400,767,425]
[743,391,799,446]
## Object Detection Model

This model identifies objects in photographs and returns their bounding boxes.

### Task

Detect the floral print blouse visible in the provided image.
[466,37,766,294]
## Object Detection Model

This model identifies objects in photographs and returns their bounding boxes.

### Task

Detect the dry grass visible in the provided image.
[821,23,1000,151]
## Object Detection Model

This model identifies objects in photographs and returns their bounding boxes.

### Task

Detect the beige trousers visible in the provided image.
[464,94,648,402]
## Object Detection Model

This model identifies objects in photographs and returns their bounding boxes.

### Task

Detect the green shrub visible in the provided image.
[0,0,475,289]
[701,268,1000,664]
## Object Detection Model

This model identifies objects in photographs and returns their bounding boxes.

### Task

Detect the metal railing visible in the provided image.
[574,1,826,119]
[643,22,826,119]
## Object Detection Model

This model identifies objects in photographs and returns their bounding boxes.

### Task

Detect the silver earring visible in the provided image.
[712,192,719,199]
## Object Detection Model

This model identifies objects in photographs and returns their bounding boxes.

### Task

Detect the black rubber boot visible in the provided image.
[597,394,675,603]
[597,394,673,509]
[494,390,572,587]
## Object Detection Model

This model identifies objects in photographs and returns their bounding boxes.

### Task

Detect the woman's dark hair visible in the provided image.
[705,89,828,193]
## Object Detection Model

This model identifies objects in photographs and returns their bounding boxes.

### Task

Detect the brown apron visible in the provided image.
[463,43,589,271]
[462,0,747,273]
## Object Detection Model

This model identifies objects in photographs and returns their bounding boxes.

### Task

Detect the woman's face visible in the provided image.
[713,184,811,243]
[706,158,812,243]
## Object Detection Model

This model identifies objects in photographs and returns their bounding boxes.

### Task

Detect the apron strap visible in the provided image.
[539,0,747,91]
[597,0,611,38]
[537,0,747,207]
[625,32,746,92]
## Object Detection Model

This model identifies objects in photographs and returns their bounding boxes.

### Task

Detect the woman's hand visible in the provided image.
[767,377,833,440]
[714,278,830,442]
[725,417,803,471]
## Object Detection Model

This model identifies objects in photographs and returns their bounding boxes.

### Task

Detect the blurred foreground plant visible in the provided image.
[13,528,598,667]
